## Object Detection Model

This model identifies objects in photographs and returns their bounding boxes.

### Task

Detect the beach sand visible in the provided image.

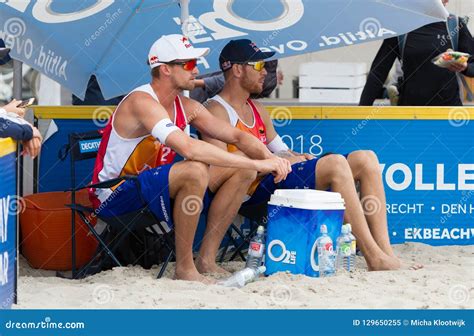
[14,243,473,309]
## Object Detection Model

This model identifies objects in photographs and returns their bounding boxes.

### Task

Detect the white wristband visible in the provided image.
[267,135,289,153]
[151,118,180,144]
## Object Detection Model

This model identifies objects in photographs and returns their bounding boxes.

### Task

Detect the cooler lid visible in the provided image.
[268,189,345,210]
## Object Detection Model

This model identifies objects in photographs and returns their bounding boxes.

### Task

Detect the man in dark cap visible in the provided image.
[203,39,423,272]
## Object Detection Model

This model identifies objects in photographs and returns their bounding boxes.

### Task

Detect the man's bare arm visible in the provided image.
[131,94,290,178]
[191,99,273,160]
[255,100,314,162]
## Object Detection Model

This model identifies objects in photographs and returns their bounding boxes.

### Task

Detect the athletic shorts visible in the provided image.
[244,154,349,206]
[97,163,213,230]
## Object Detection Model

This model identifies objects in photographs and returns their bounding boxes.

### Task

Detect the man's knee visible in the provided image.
[348,150,381,176]
[318,154,352,181]
[233,168,258,184]
[182,161,210,187]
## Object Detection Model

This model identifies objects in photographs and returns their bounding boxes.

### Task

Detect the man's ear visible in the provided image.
[232,64,243,78]
[161,64,172,76]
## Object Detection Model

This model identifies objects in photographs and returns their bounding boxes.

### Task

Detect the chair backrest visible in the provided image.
[68,130,103,162]
[58,130,103,190]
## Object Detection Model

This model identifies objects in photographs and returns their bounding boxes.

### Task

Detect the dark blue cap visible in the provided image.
[0,39,11,65]
[219,39,275,71]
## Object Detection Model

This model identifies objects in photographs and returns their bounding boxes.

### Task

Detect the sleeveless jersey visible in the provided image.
[90,84,188,207]
[209,95,268,196]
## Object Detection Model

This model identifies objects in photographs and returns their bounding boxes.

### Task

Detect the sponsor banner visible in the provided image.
[0,0,447,99]
[278,119,473,246]
[35,113,473,246]
[0,139,17,309]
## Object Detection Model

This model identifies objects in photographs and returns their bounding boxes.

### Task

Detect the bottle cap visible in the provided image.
[257,266,266,274]
[320,224,328,233]
[341,225,349,234]
[345,223,352,232]
[257,226,265,234]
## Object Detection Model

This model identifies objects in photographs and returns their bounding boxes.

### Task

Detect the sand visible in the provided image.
[14,243,473,309]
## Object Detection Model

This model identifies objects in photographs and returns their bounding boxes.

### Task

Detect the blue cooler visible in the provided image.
[265,189,345,277]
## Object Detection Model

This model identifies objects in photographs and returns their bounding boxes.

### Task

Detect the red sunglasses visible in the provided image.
[165,59,197,71]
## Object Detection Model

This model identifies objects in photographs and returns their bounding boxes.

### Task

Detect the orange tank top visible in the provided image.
[210,95,268,196]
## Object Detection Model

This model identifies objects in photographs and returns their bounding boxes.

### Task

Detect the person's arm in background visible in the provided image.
[0,115,42,158]
[0,116,33,140]
[359,37,399,106]
[191,72,225,103]
[0,100,30,139]
[459,17,474,77]
[201,73,225,95]
[0,99,26,117]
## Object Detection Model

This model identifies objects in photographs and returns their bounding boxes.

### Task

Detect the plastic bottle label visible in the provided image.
[249,242,263,257]
[351,240,356,254]
[319,242,335,274]
[341,243,351,257]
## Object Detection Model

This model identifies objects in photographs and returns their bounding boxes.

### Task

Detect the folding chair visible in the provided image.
[218,201,268,262]
[60,130,175,279]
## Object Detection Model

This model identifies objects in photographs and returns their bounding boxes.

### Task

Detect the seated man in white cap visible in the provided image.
[89,34,291,283]
[204,39,424,272]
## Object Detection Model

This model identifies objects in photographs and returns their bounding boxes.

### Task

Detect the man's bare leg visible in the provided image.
[347,150,422,270]
[196,164,257,274]
[168,161,211,283]
[315,154,400,271]
[346,150,397,258]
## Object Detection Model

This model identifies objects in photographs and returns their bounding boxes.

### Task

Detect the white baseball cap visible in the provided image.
[148,34,209,69]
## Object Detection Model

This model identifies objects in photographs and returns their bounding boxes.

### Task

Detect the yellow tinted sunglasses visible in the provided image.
[246,61,265,72]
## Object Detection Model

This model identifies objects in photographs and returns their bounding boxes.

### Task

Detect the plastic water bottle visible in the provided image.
[316,224,335,277]
[345,223,356,270]
[218,266,266,288]
[245,226,265,269]
[336,225,352,272]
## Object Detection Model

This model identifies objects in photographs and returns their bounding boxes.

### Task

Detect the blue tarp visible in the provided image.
[0,0,448,99]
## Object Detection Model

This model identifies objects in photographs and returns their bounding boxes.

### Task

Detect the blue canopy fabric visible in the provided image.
[0,0,448,99]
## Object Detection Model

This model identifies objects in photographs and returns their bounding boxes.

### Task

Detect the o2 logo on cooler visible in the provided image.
[267,239,296,265]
